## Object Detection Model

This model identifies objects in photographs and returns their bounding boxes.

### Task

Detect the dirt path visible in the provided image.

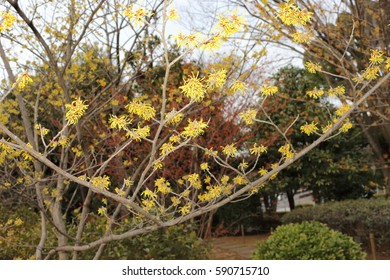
[209,235,268,260]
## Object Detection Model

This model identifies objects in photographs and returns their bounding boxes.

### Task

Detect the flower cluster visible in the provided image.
[207,69,227,89]
[217,11,245,37]
[109,115,131,130]
[181,119,208,138]
[231,80,247,94]
[155,177,171,194]
[277,1,312,26]
[15,73,33,90]
[239,109,257,125]
[183,173,202,189]
[90,175,111,190]
[222,143,238,157]
[123,4,149,25]
[179,73,206,101]
[126,125,150,141]
[306,88,325,99]
[300,121,318,136]
[278,143,294,160]
[260,85,278,96]
[369,49,385,65]
[250,143,267,156]
[292,31,311,43]
[0,12,16,31]
[335,104,351,117]
[65,98,88,125]
[305,61,322,73]
[126,100,156,120]
[327,86,345,96]
[339,121,353,133]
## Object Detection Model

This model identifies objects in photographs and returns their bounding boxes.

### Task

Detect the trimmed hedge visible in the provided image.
[253,221,366,260]
[281,198,390,251]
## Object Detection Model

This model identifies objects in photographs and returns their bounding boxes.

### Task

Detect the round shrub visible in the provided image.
[253,221,366,260]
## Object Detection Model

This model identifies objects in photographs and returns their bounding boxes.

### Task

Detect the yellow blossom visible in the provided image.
[109,115,131,130]
[169,134,181,143]
[336,104,351,117]
[155,177,171,194]
[123,4,149,25]
[200,162,209,171]
[142,189,157,199]
[260,85,278,96]
[173,32,201,48]
[207,69,227,88]
[171,196,181,206]
[0,12,17,31]
[327,86,345,97]
[168,8,180,20]
[239,109,257,125]
[278,143,294,159]
[180,73,206,101]
[165,110,183,125]
[65,98,88,125]
[126,100,156,120]
[222,143,238,157]
[292,31,311,43]
[221,175,230,185]
[322,122,332,134]
[250,143,267,156]
[231,80,247,94]
[183,173,202,189]
[202,35,223,51]
[369,49,385,65]
[97,207,106,216]
[339,121,353,133]
[386,57,390,71]
[179,203,191,215]
[233,175,248,185]
[363,66,380,80]
[15,73,33,90]
[126,125,150,141]
[204,176,211,184]
[306,88,325,99]
[217,11,245,37]
[181,119,208,138]
[153,160,164,170]
[238,161,249,170]
[58,136,70,147]
[142,199,155,211]
[305,61,322,73]
[277,2,313,26]
[258,168,268,176]
[160,142,175,156]
[90,175,110,190]
[300,121,318,136]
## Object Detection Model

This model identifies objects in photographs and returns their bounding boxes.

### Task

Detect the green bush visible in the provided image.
[281,198,390,250]
[253,221,366,260]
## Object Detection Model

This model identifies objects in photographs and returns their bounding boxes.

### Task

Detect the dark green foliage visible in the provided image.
[281,198,390,251]
[253,221,366,260]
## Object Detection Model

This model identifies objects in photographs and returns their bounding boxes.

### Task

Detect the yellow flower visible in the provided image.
[126,125,150,141]
[97,207,106,216]
[335,104,351,117]
[155,177,171,194]
[239,109,257,125]
[160,142,175,156]
[142,189,157,199]
[200,162,209,171]
[202,35,223,51]
[179,203,191,215]
[142,199,155,211]
[123,4,149,25]
[231,80,247,94]
[322,122,332,134]
[277,2,313,26]
[109,115,131,130]
[90,175,111,190]
[292,31,311,43]
[260,85,278,96]
[180,73,206,101]
[168,9,180,20]
[217,11,244,37]
[278,143,294,159]
[0,12,17,31]
[233,175,248,185]
[250,143,267,155]
[15,73,33,90]
[300,121,318,136]
[65,98,88,125]
[153,161,164,170]
[171,196,181,206]
[126,100,156,120]
[183,173,202,189]
[258,168,268,176]
[181,119,208,138]
[339,121,353,133]
[169,134,181,143]
[238,161,249,170]
[306,88,325,99]
[207,69,227,88]
[173,32,201,48]
[222,143,238,157]
[165,110,183,125]
[386,57,390,71]
[221,175,230,185]
[363,66,380,80]
[327,86,345,97]
[305,61,322,73]
[369,49,385,65]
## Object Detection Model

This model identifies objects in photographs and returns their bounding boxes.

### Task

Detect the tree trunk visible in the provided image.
[286,188,296,210]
